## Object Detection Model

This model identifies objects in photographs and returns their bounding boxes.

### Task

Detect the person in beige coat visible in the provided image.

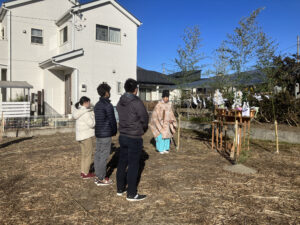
[150,90,177,154]
[72,96,95,179]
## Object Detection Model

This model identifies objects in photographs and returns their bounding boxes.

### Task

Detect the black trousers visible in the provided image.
[116,135,143,197]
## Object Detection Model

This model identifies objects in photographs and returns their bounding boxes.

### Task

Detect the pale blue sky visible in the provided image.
[1,0,299,74]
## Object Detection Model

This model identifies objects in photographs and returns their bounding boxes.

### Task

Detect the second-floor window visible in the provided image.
[1,27,4,40]
[96,24,121,44]
[117,82,123,95]
[31,28,43,44]
[60,26,68,45]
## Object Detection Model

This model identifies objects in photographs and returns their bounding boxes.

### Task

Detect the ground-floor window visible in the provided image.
[139,88,152,101]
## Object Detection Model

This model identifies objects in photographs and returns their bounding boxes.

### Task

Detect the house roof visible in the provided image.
[56,0,141,27]
[167,70,267,89]
[168,70,202,83]
[1,0,39,9]
[1,0,141,26]
[39,48,84,69]
[137,67,175,86]
[0,81,33,89]
[0,0,46,22]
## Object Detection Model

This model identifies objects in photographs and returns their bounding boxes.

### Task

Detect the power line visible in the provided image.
[297,35,299,63]
[0,58,41,63]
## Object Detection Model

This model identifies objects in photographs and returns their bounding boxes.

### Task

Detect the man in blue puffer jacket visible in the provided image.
[94,83,117,186]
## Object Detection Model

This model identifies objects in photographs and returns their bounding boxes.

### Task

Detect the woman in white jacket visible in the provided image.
[72,96,95,179]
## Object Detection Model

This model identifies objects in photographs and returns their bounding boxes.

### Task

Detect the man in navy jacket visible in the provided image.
[94,83,117,186]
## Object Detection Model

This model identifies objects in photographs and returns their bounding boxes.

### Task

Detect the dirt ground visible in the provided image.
[0,129,299,225]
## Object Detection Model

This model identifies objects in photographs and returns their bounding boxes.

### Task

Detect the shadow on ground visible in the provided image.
[106,143,149,188]
[0,137,33,149]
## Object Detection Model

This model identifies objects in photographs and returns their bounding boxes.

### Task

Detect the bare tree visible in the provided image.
[220,8,264,74]
[174,25,206,83]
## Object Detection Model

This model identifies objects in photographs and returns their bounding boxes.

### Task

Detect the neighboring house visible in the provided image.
[168,70,267,95]
[137,67,175,101]
[168,70,202,83]
[0,0,141,115]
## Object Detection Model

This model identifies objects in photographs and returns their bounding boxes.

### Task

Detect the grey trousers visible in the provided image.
[94,137,112,180]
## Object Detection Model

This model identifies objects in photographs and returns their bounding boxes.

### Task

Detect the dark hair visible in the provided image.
[124,78,138,93]
[162,90,170,98]
[75,96,90,109]
[97,83,111,97]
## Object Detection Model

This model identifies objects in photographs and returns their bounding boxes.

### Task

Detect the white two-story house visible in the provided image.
[0,0,141,115]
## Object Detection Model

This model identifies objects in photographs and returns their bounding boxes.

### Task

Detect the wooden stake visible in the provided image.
[275,120,279,154]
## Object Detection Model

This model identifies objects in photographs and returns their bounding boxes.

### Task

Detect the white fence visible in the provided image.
[2,115,75,130]
[0,102,30,118]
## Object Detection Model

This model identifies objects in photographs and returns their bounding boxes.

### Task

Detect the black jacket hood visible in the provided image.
[119,93,137,106]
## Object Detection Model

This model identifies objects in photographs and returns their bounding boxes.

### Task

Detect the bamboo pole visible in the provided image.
[177,114,181,151]
[247,120,250,151]
[211,122,215,150]
[0,112,4,142]
[220,121,223,151]
[275,120,279,154]
[0,112,3,142]
[237,125,242,158]
[231,119,238,160]
[216,123,219,150]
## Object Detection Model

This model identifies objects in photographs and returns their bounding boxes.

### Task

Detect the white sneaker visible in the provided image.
[126,194,147,202]
[159,151,165,154]
[164,151,169,154]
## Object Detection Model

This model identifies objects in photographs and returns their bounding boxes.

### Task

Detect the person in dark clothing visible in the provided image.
[94,83,117,186]
[116,78,149,201]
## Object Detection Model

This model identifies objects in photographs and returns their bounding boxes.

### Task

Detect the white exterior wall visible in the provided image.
[9,0,72,95]
[0,0,73,104]
[0,0,140,114]
[59,3,138,106]
[43,69,65,114]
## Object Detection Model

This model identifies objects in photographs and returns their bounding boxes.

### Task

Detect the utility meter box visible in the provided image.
[81,84,87,92]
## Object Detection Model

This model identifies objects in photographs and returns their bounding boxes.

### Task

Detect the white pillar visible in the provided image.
[74,69,79,102]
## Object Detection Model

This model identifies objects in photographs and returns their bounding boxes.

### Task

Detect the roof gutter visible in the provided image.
[0,6,8,22]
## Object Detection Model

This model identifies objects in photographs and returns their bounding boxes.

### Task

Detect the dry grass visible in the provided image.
[0,129,299,225]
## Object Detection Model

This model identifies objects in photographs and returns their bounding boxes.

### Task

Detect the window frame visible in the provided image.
[117,82,123,95]
[96,24,121,44]
[60,26,68,46]
[1,27,5,40]
[108,27,121,44]
[31,28,43,45]
[96,24,109,42]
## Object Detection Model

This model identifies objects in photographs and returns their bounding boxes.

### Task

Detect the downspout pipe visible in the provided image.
[69,11,75,51]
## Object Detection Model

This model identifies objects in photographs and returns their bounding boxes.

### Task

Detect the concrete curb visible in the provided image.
[3,121,300,144]
[180,121,300,144]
